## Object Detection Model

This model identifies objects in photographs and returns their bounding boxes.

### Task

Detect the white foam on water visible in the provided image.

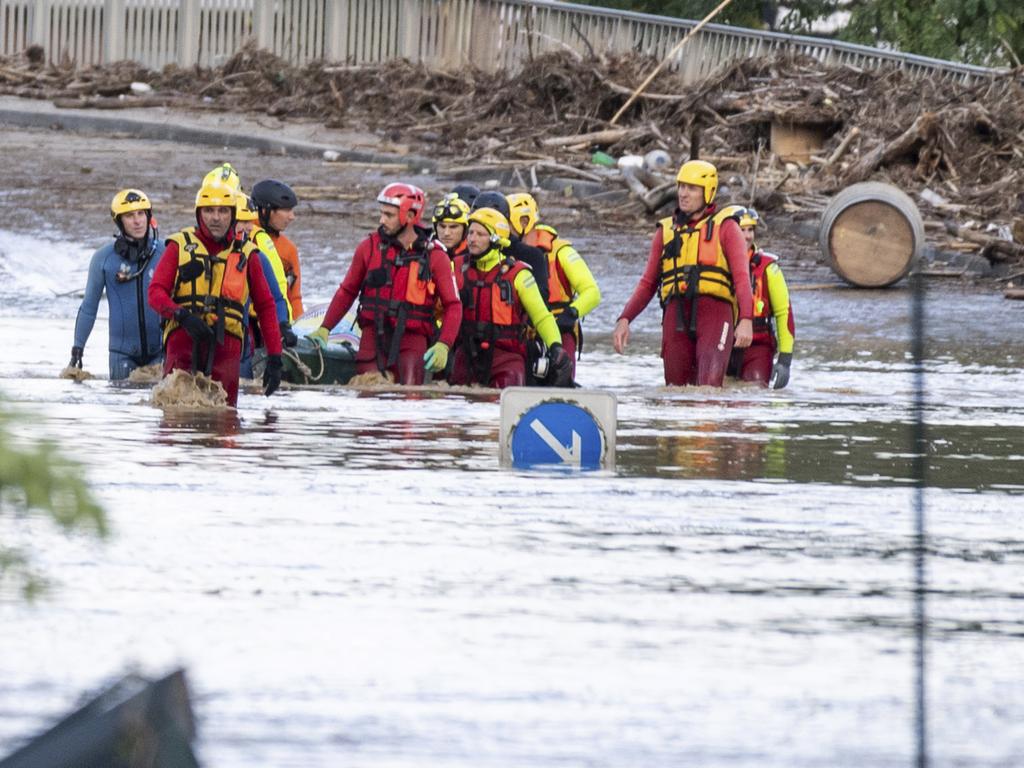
[0,228,98,317]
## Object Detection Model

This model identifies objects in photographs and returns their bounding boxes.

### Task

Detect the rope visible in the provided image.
[282,343,326,383]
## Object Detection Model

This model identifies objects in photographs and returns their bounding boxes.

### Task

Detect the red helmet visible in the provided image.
[377,183,425,227]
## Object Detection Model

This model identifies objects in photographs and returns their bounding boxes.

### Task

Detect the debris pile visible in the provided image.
[2,44,1023,278]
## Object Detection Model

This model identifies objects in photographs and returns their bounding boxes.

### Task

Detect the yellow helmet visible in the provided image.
[110,188,151,221]
[468,207,511,249]
[676,160,718,205]
[203,163,241,190]
[718,204,746,221]
[195,182,237,209]
[432,193,471,227]
[506,192,539,236]
[236,193,259,222]
[739,207,761,229]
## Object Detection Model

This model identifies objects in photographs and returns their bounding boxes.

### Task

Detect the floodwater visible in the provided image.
[1,130,1024,767]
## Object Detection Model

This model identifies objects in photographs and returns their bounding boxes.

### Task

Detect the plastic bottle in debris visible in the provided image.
[643,149,672,173]
[616,154,643,169]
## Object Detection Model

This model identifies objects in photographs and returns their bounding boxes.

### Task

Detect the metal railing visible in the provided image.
[0,0,999,82]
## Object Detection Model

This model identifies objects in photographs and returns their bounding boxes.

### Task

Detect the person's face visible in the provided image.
[268,207,295,232]
[237,220,255,236]
[120,209,149,240]
[466,222,492,257]
[436,221,465,250]
[379,205,401,236]
[518,215,531,235]
[677,182,706,216]
[200,206,233,240]
[741,225,756,251]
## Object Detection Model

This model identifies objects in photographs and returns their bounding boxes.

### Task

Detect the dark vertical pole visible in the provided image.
[910,269,928,768]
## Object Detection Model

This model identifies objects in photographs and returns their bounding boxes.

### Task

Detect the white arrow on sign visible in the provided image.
[529,418,581,466]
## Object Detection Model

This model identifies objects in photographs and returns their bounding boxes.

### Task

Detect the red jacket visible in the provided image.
[148,224,283,356]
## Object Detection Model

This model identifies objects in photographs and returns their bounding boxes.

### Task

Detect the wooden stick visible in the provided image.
[540,127,641,148]
[823,126,860,169]
[747,141,762,206]
[609,0,737,125]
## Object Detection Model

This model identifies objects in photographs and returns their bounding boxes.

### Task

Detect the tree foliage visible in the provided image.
[573,0,1022,67]
[0,398,107,599]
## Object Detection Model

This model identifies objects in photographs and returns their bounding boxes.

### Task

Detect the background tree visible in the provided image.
[0,398,107,599]
[573,0,1022,67]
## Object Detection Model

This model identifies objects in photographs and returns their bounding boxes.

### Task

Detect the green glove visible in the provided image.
[423,342,449,373]
[306,326,330,349]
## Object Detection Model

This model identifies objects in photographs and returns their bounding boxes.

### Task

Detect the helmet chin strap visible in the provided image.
[260,207,280,235]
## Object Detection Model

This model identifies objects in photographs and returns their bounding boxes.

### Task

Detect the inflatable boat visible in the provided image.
[255,303,361,386]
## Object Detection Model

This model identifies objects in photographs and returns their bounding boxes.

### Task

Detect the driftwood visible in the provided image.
[2,45,1023,269]
[844,113,937,184]
[609,0,736,124]
[541,127,646,148]
[822,126,860,169]
[943,220,1024,262]
[52,96,175,109]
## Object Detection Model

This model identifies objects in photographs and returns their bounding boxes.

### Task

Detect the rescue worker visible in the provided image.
[148,182,283,406]
[449,207,572,389]
[432,192,471,274]
[236,192,297,347]
[612,159,754,386]
[203,162,240,190]
[507,192,601,381]
[450,183,480,208]
[235,193,296,380]
[725,207,794,388]
[251,179,304,318]
[307,183,461,385]
[70,188,163,379]
[201,166,294,325]
[471,191,548,295]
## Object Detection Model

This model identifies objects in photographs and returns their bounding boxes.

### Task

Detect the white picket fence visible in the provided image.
[0,0,997,83]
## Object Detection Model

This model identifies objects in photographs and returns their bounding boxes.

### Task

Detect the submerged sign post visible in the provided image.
[500,388,617,470]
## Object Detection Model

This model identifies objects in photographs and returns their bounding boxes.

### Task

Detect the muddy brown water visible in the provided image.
[1,126,1022,767]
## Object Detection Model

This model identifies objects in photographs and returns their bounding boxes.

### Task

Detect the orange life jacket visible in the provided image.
[523,225,573,312]
[750,249,778,344]
[270,231,303,317]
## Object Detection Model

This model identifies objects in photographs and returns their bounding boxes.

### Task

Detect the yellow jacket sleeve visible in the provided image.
[514,270,561,347]
[254,229,293,322]
[556,244,601,317]
[764,261,794,354]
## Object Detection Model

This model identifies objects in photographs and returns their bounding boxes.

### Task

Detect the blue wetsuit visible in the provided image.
[239,250,290,379]
[73,236,163,379]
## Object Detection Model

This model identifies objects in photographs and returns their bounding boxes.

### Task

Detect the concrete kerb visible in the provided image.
[0,106,437,172]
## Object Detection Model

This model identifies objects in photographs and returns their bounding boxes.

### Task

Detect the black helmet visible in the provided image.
[471,190,510,220]
[251,179,298,231]
[251,179,298,210]
[450,183,481,208]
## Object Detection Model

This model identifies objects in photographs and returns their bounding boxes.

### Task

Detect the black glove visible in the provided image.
[263,354,283,396]
[555,306,579,334]
[69,346,83,369]
[280,322,298,348]
[174,308,214,343]
[547,342,573,388]
[770,352,792,390]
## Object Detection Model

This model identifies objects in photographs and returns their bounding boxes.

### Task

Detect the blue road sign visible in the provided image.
[510,402,604,469]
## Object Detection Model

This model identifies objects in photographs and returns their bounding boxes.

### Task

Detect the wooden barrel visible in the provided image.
[819,182,925,287]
